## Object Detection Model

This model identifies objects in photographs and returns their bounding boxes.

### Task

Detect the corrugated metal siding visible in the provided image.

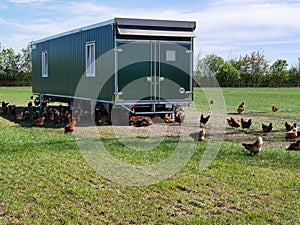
[32,23,115,101]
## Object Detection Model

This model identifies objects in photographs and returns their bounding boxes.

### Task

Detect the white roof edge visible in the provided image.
[32,19,114,45]
[118,28,196,37]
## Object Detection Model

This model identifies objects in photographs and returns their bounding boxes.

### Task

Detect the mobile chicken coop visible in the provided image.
[31,17,196,115]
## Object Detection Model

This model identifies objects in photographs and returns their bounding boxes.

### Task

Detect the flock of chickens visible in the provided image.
[198,101,300,154]
[128,106,186,127]
[1,97,79,134]
[1,96,300,153]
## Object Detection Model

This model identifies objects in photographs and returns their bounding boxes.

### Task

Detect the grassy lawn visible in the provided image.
[0,86,299,224]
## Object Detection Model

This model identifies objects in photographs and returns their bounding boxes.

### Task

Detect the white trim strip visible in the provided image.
[117,28,196,37]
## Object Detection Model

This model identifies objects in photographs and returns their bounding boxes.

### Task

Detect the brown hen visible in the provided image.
[64,117,80,134]
[242,136,263,154]
[272,105,279,112]
[200,114,210,127]
[241,118,252,129]
[287,140,300,151]
[262,123,273,133]
[198,129,205,141]
[31,116,45,127]
[285,121,297,132]
[227,117,240,128]
[285,128,298,140]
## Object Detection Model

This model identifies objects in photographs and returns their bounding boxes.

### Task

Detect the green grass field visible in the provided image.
[0,86,299,224]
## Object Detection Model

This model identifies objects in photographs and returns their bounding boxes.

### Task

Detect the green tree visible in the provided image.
[0,44,3,78]
[0,47,19,81]
[231,51,269,87]
[267,59,289,87]
[249,51,269,86]
[229,55,251,86]
[0,43,32,84]
[18,44,32,81]
[215,62,240,87]
[288,58,300,87]
[193,53,202,86]
[195,51,300,88]
[194,54,225,87]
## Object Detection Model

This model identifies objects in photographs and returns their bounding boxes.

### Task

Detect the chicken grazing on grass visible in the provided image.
[175,110,185,124]
[285,128,298,140]
[7,105,12,113]
[262,123,273,133]
[41,97,47,108]
[0,101,9,114]
[0,107,7,114]
[272,104,279,112]
[241,118,252,129]
[237,102,245,114]
[237,108,244,114]
[60,111,69,124]
[53,116,61,126]
[285,121,297,132]
[14,112,24,123]
[8,105,16,115]
[64,117,80,134]
[242,136,263,154]
[34,97,40,106]
[200,114,210,128]
[31,116,45,127]
[24,110,30,121]
[227,117,240,128]
[1,101,9,107]
[52,113,61,126]
[14,108,26,122]
[198,129,205,141]
[32,110,39,120]
[49,110,55,122]
[66,112,72,124]
[287,140,300,151]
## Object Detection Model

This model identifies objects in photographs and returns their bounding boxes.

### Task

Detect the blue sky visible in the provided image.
[1,0,300,66]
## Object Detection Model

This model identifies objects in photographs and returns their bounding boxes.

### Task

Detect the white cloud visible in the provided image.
[198,2,300,36]
[2,0,300,64]
[8,0,47,3]
[192,1,300,64]
[0,17,6,24]
[66,2,112,15]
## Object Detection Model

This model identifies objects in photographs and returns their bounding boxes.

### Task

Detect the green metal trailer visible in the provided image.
[31,17,196,115]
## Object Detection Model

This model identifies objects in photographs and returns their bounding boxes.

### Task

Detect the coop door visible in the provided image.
[157,42,192,102]
[116,41,153,102]
[116,41,192,103]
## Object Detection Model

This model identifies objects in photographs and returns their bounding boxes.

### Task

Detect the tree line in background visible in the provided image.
[0,44,32,86]
[194,50,300,87]
[1,43,300,87]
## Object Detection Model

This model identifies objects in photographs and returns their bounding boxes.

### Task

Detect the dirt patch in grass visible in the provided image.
[1,104,297,152]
